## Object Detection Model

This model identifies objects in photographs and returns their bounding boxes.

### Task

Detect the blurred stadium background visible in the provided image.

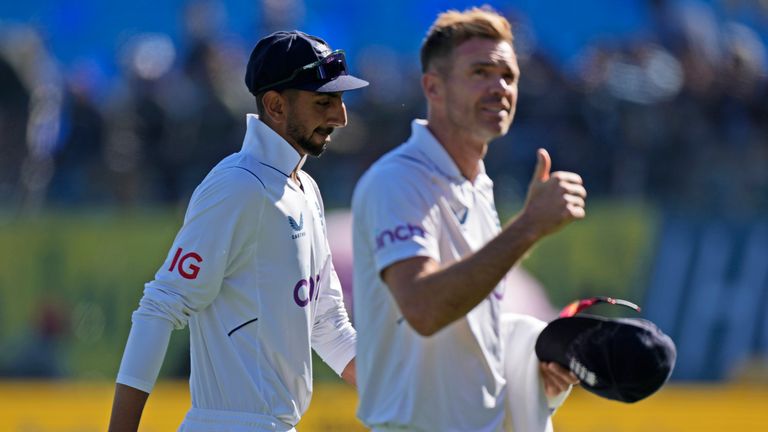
[1,0,767,430]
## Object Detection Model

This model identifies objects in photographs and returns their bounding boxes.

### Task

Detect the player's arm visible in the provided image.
[383,149,586,336]
[309,179,358,386]
[340,358,356,387]
[108,384,149,432]
[108,314,173,431]
[108,168,267,429]
[311,259,357,383]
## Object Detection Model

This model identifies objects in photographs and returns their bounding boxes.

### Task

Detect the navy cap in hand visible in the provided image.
[535,299,677,403]
[245,30,369,95]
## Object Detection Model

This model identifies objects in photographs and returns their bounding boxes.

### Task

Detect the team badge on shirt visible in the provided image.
[289,213,306,239]
[452,206,469,224]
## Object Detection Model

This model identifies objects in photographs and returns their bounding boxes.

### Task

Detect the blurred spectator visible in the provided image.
[259,0,307,35]
[48,62,108,205]
[0,1,764,216]
[0,42,29,208]
[0,25,64,215]
[103,34,174,207]
[1,300,69,378]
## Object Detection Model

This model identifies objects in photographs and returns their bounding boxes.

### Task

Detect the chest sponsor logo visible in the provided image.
[168,247,203,279]
[375,223,425,250]
[293,273,321,307]
[288,213,306,239]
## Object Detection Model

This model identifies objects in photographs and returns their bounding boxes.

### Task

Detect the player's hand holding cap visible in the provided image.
[535,296,677,403]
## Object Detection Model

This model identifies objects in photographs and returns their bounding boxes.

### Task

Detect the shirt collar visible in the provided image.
[407,119,487,183]
[241,113,306,177]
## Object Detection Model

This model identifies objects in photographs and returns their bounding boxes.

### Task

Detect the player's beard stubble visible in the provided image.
[286,117,331,158]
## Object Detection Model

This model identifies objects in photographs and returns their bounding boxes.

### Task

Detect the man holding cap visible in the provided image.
[108,31,368,432]
[352,7,582,432]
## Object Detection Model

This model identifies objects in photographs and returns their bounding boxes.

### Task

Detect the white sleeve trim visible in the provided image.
[321,332,357,377]
[115,313,174,393]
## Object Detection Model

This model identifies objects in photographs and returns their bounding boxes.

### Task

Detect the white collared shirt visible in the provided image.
[352,119,508,432]
[116,114,356,429]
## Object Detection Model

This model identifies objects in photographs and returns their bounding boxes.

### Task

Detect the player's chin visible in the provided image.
[307,141,328,157]
[478,121,510,140]
[478,114,511,135]
[298,136,327,157]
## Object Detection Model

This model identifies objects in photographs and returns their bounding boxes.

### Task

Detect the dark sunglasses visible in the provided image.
[558,296,641,318]
[255,49,349,94]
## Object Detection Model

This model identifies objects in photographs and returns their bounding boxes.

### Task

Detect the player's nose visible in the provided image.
[327,100,347,128]
[488,76,512,97]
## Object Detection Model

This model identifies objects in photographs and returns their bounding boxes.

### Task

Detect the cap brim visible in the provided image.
[293,74,369,93]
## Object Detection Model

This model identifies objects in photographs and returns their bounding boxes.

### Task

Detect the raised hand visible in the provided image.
[520,148,586,238]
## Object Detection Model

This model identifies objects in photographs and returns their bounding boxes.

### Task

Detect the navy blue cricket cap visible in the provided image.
[536,312,677,403]
[245,30,369,95]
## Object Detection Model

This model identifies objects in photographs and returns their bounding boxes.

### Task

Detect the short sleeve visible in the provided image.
[353,165,441,273]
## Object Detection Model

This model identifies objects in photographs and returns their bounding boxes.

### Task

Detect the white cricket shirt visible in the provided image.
[352,120,508,431]
[116,114,356,430]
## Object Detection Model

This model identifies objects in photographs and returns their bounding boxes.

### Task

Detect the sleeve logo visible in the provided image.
[168,247,203,279]
[375,223,425,250]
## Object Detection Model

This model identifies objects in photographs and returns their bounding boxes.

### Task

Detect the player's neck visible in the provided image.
[426,118,487,183]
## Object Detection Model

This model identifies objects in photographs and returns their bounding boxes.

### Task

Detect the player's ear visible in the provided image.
[422,71,444,104]
[262,90,287,124]
[421,72,442,101]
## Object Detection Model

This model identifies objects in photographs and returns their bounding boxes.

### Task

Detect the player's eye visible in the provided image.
[503,72,517,84]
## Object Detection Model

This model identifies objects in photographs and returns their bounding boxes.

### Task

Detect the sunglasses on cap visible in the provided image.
[255,49,349,94]
[558,296,641,318]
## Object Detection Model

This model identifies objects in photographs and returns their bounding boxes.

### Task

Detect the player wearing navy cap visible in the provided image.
[108,30,367,432]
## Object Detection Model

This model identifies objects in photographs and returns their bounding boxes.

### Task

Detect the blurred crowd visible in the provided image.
[0,0,766,217]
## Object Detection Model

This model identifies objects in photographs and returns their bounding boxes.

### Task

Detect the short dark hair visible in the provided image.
[420,6,514,74]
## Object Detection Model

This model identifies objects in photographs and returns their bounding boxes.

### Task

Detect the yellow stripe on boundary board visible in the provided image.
[0,381,766,431]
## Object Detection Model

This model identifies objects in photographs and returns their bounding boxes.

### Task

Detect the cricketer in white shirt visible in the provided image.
[116,114,356,431]
[352,120,568,432]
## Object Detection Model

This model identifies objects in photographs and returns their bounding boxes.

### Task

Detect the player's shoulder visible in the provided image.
[355,145,435,196]
[208,165,262,191]
[215,153,272,186]
[190,153,271,205]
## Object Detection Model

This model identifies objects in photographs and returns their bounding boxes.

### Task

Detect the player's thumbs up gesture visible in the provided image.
[533,147,551,182]
[521,148,586,238]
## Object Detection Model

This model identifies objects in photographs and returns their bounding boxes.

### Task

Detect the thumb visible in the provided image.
[533,148,551,182]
